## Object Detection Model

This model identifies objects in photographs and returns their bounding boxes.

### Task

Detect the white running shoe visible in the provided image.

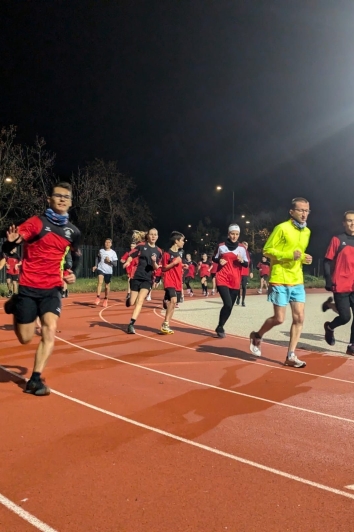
[146,294,152,301]
[249,331,262,356]
[284,353,306,368]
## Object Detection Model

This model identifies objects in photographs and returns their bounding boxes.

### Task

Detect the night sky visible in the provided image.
[2,1,354,256]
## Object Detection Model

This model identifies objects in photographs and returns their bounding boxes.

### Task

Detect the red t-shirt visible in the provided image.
[18,215,81,289]
[185,261,197,278]
[5,253,21,275]
[162,249,183,290]
[325,234,354,292]
[213,242,248,289]
[257,262,270,276]
[211,261,218,274]
[198,261,211,278]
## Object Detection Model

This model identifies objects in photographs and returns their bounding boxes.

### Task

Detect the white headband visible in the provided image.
[228,224,240,232]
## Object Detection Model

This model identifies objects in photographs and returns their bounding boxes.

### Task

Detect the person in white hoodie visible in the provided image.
[92,238,118,307]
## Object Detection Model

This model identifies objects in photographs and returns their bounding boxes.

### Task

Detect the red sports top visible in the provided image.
[198,261,211,278]
[5,253,21,275]
[325,234,354,292]
[257,262,270,276]
[213,242,248,289]
[162,249,183,290]
[18,215,81,289]
[211,261,218,274]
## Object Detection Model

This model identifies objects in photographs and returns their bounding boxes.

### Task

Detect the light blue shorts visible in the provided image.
[267,284,306,307]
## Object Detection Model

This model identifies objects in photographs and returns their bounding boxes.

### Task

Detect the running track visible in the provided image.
[1,292,354,531]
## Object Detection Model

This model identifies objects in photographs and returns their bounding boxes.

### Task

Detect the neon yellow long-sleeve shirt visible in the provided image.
[263,219,311,285]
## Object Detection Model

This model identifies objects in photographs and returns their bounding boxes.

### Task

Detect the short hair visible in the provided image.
[51,182,72,196]
[148,227,158,234]
[170,231,184,244]
[105,238,112,243]
[291,197,309,209]
[343,210,354,221]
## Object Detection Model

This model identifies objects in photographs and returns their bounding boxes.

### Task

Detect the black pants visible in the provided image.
[184,276,193,291]
[330,292,354,343]
[217,285,238,328]
[237,275,248,303]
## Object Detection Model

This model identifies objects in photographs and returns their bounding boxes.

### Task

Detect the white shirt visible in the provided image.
[97,248,118,274]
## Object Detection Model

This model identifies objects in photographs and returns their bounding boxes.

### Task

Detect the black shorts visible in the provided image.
[211,273,216,279]
[261,274,269,281]
[164,288,182,302]
[96,270,112,285]
[6,273,19,282]
[130,278,152,292]
[154,276,161,284]
[15,286,62,324]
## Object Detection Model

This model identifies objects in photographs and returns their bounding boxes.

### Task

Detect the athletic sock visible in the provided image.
[130,319,136,325]
[287,350,295,359]
[31,371,41,382]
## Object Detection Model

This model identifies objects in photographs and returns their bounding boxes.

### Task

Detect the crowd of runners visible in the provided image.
[2,186,354,396]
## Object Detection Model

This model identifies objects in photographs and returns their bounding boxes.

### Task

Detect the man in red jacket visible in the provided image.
[2,182,81,396]
[322,210,354,355]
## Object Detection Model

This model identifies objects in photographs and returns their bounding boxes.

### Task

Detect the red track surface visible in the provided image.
[1,291,354,531]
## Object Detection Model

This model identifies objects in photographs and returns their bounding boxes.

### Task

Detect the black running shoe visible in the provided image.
[4,294,18,315]
[235,297,240,306]
[324,322,335,346]
[127,323,135,334]
[346,344,354,356]
[215,325,226,338]
[242,302,246,307]
[25,379,50,396]
[322,297,333,313]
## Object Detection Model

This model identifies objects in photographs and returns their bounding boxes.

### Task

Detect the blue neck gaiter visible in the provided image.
[291,218,307,230]
[45,208,69,226]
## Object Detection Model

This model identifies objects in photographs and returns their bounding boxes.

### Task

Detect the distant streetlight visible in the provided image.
[241,215,245,218]
[246,220,250,224]
[216,185,235,220]
[206,233,209,236]
[5,176,13,183]
[201,238,204,241]
[188,224,192,228]
[96,211,100,215]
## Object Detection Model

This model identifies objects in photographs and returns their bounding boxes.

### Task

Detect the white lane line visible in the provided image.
[53,332,354,425]
[0,493,58,532]
[157,305,354,385]
[1,365,354,503]
[99,303,354,387]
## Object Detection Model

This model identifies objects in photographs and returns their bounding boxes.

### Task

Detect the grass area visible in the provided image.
[0,273,325,297]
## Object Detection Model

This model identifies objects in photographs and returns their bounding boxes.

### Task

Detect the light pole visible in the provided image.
[216,186,235,221]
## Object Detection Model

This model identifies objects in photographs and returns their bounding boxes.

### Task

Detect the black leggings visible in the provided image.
[330,292,354,343]
[184,277,193,291]
[240,275,248,302]
[217,285,238,328]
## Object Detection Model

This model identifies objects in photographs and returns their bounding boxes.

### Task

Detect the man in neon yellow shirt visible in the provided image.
[250,197,312,368]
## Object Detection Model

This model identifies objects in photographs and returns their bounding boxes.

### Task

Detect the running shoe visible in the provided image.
[95,296,100,306]
[4,294,18,315]
[103,298,108,308]
[215,325,226,338]
[322,297,333,312]
[146,293,152,301]
[161,322,174,334]
[25,378,50,396]
[127,323,135,334]
[190,292,194,297]
[235,297,240,306]
[175,303,179,309]
[284,353,306,368]
[249,331,262,356]
[211,289,215,296]
[346,344,354,356]
[242,302,246,307]
[257,289,262,294]
[180,295,184,303]
[324,322,335,346]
